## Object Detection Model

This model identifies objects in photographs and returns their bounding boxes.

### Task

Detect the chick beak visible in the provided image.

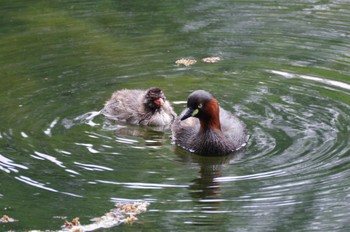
[154,98,165,106]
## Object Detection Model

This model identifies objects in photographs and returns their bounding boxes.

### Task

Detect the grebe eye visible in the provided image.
[191,108,199,117]
[198,103,203,109]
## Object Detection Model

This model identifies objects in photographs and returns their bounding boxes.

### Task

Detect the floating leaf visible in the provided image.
[175,58,197,66]
[202,57,221,63]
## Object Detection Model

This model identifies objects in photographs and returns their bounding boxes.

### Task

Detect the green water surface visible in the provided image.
[1,0,350,231]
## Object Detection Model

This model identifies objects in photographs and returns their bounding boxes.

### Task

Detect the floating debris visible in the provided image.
[60,201,149,231]
[125,215,138,224]
[63,217,80,229]
[175,58,197,66]
[0,215,16,223]
[115,201,149,215]
[202,56,221,63]
[176,57,221,66]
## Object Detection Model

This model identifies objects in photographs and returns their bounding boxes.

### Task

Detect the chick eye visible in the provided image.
[198,103,203,109]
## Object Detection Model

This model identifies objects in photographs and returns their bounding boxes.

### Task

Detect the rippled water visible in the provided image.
[1,0,350,231]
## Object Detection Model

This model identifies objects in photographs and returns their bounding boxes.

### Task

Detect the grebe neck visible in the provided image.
[199,99,221,131]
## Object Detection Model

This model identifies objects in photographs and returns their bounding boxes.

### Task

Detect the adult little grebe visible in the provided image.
[172,90,248,155]
[102,87,176,127]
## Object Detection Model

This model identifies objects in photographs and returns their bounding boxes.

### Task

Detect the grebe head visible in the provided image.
[181,90,219,125]
[144,87,166,110]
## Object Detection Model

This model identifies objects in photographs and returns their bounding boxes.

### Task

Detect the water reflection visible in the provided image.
[189,162,222,203]
[175,148,243,214]
[15,175,58,193]
[102,119,169,148]
[31,151,65,168]
[270,70,350,91]
[63,110,169,150]
[62,111,102,129]
[173,149,248,227]
[1,0,350,230]
[0,154,28,173]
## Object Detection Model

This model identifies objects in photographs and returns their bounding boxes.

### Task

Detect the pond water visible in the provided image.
[1,0,350,231]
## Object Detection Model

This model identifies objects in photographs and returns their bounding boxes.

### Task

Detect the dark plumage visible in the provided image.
[172,90,248,155]
[102,87,176,127]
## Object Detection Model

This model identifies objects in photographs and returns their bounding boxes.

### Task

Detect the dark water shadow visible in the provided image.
[175,147,244,203]
[174,148,245,226]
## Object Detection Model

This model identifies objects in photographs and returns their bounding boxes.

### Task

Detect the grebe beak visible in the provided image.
[180,108,199,121]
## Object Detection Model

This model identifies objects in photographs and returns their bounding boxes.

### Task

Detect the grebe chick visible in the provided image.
[102,87,176,127]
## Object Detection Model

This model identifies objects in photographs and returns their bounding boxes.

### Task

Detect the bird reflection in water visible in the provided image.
[175,148,244,226]
[103,119,168,148]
